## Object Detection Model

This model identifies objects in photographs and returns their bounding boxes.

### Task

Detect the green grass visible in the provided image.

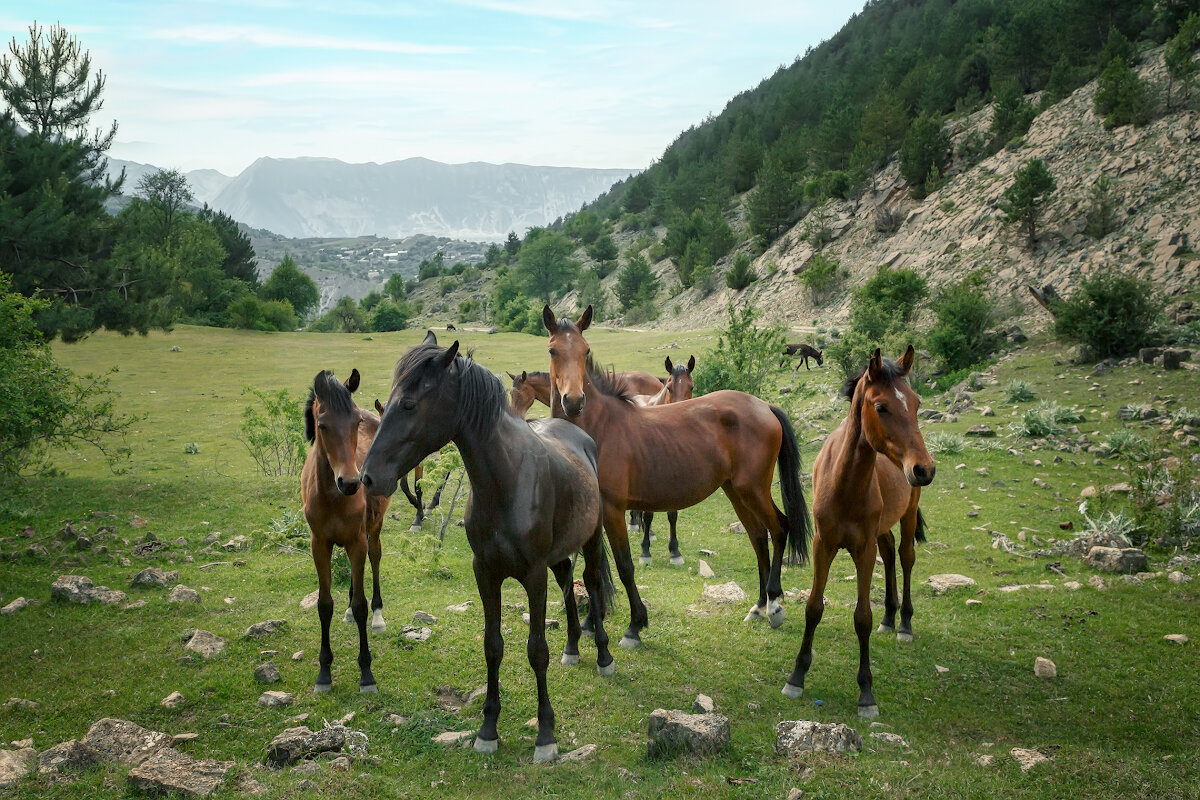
[0,328,1198,799]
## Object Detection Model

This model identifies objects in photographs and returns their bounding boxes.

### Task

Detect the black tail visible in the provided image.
[915,507,928,543]
[770,405,812,564]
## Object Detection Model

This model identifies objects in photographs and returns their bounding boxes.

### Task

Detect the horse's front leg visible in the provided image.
[784,535,834,698]
[853,537,879,717]
[312,537,335,692]
[472,559,504,754]
[898,505,921,642]
[876,530,899,635]
[666,511,683,565]
[347,536,376,692]
[522,566,557,762]
[366,508,386,633]
[602,502,649,648]
[550,559,580,665]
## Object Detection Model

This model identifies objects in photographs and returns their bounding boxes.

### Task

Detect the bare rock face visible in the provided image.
[646,709,731,757]
[51,575,127,606]
[264,726,346,766]
[774,720,863,757]
[130,567,181,589]
[0,748,36,789]
[1084,546,1148,574]
[37,739,99,774]
[702,582,747,604]
[184,631,226,659]
[126,747,234,797]
[925,574,977,594]
[81,718,172,766]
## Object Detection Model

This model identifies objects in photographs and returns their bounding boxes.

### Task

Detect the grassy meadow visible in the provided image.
[0,324,1197,799]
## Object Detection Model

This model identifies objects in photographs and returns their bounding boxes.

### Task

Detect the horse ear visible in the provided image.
[374,398,384,415]
[577,304,593,332]
[506,371,517,383]
[542,304,557,332]
[312,370,329,399]
[345,368,360,393]
[423,330,437,346]
[687,355,696,373]
[521,370,527,381]
[898,344,915,374]
[867,348,883,381]
[439,340,460,370]
[304,394,316,443]
[665,356,674,374]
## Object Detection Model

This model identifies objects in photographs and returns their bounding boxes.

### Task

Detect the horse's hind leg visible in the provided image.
[634,511,652,565]
[312,537,335,692]
[366,509,386,633]
[897,505,920,642]
[876,530,899,635]
[602,503,649,648]
[582,526,615,677]
[551,559,580,665]
[666,511,683,565]
[727,489,781,627]
[852,537,879,717]
[472,560,503,755]
[784,535,834,698]
[347,536,376,692]
[521,566,557,762]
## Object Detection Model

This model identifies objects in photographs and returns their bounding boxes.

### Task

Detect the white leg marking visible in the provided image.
[533,743,558,762]
[743,604,766,623]
[474,737,498,754]
[560,652,579,666]
[371,609,386,634]
[597,660,616,677]
[343,606,355,624]
[767,599,785,628]
[781,683,804,699]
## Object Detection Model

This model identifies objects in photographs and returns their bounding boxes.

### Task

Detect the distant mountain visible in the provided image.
[105,159,233,205]
[207,157,636,241]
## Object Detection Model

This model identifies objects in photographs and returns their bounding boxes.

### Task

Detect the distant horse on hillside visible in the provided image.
[783,342,824,370]
[782,346,934,718]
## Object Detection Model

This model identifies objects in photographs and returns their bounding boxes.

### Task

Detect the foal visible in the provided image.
[301,368,389,693]
[782,347,934,717]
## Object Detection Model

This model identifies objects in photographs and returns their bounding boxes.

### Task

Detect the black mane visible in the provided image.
[393,343,508,433]
[585,355,636,404]
[840,357,907,400]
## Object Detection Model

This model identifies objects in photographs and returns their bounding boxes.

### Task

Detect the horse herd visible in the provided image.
[300,306,935,761]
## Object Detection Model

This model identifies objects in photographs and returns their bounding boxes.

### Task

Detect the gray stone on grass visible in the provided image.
[446,601,473,613]
[51,575,127,606]
[1,597,31,616]
[558,744,598,763]
[299,590,320,610]
[329,756,351,772]
[774,720,862,757]
[412,611,437,625]
[245,620,287,637]
[702,582,747,604]
[869,731,910,749]
[646,709,730,757]
[258,691,293,708]
[1166,570,1191,584]
[697,559,715,579]
[3,698,37,711]
[431,731,473,746]
[255,663,281,684]
[925,574,976,594]
[131,567,180,589]
[1084,546,1148,574]
[81,718,172,766]
[126,747,233,798]
[161,691,185,708]
[1164,634,1189,645]
[1010,748,1050,772]
[184,631,225,659]
[168,585,202,604]
[402,625,432,642]
[1034,657,1057,678]
[965,425,996,437]
[692,694,715,714]
[264,726,346,766]
[0,748,36,789]
[37,740,98,774]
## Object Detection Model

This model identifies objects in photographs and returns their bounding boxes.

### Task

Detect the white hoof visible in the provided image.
[618,635,640,649]
[343,607,355,624]
[638,555,651,565]
[597,661,616,677]
[314,683,332,694]
[560,652,579,666]
[897,632,913,643]
[767,605,785,629]
[371,611,386,634]
[409,524,423,532]
[580,628,595,639]
[858,704,880,719]
[743,605,765,623]
[669,555,685,566]
[781,682,803,699]
[474,737,498,754]
[876,623,895,634]
[648,533,657,543]
[533,743,558,762]
[360,683,378,694]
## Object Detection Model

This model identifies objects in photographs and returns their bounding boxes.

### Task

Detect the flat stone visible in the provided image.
[1,598,30,615]
[1084,546,1148,574]
[1010,747,1050,771]
[965,425,996,437]
[161,691,185,708]
[82,718,172,766]
[774,720,862,757]
[184,630,225,659]
[168,585,201,604]
[2,698,37,711]
[299,590,320,610]
[646,709,730,757]
[1034,657,1057,678]
[50,575,127,605]
[702,582,747,604]
[37,739,98,774]
[692,694,715,714]
[431,731,473,746]
[925,574,976,594]
[1167,571,1192,584]
[130,567,180,589]
[697,559,715,579]
[412,611,437,625]
[0,748,36,789]
[255,663,281,684]
[1164,634,1189,645]
[172,734,199,746]
[264,726,346,766]
[258,691,293,708]
[245,620,287,637]
[402,625,432,641]
[1064,581,1082,590]
[126,747,233,797]
[558,743,598,763]
[329,755,351,772]
[869,731,910,749]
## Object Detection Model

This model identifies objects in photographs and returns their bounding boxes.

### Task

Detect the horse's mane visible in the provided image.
[585,355,636,404]
[304,370,354,443]
[840,357,907,400]
[393,342,507,433]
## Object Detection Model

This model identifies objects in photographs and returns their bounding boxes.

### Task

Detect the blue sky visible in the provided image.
[3,2,857,175]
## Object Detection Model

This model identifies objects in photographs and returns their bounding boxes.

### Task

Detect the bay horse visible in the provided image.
[507,369,663,420]
[301,368,390,693]
[782,346,934,718]
[360,332,615,763]
[784,342,823,370]
[543,305,811,642]
[630,355,696,566]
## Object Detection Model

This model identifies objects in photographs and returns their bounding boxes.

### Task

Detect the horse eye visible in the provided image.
[548,348,557,357]
[874,404,888,414]
[401,399,416,411]
[317,423,328,430]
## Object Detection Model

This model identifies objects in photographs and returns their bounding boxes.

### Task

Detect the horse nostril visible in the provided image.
[361,473,373,490]
[913,465,926,480]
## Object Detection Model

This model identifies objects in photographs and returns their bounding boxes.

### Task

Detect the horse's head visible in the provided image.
[508,371,536,419]
[306,368,365,496]
[814,349,824,367]
[664,355,695,403]
[361,331,461,497]
[543,304,592,418]
[851,346,935,487]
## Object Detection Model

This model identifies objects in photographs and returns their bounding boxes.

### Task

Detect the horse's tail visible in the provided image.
[599,535,616,609]
[770,405,812,564]
[915,507,928,543]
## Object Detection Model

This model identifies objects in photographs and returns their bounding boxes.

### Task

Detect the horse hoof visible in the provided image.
[781,682,804,699]
[371,623,387,634]
[858,704,880,719]
[648,533,657,543]
[533,743,558,762]
[343,609,355,624]
[669,555,685,566]
[360,683,378,694]
[560,653,579,666]
[474,737,498,754]
[768,607,785,629]
[597,660,616,677]
[897,632,913,643]
[314,683,332,694]
[743,606,765,623]
[618,635,640,649]
[876,623,895,634]
[638,555,651,565]
[409,524,423,533]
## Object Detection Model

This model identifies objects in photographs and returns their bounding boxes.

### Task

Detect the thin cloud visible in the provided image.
[142,25,469,55]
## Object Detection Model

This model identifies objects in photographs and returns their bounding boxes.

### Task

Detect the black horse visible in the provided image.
[784,343,824,370]
[360,331,614,763]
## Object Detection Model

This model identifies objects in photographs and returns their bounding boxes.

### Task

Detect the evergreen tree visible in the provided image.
[1094,57,1152,128]
[614,254,658,312]
[198,205,258,288]
[725,252,757,291]
[899,113,950,199]
[1165,13,1200,110]
[260,256,319,319]
[747,153,795,246]
[514,230,578,300]
[999,158,1056,250]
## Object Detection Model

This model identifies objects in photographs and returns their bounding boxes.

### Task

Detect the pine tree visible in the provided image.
[999,159,1056,250]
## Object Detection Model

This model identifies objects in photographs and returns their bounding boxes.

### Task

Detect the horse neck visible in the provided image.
[451,407,522,503]
[831,381,879,495]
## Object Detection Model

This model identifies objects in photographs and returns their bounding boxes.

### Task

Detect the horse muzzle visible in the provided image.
[359,469,397,498]
[335,476,361,496]
[907,463,935,487]
[562,394,585,418]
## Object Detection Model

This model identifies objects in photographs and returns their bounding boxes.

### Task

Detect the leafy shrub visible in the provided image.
[1077,501,1138,546]
[926,271,1002,371]
[693,304,788,397]
[1003,379,1036,403]
[1128,459,1200,548]
[1012,401,1084,437]
[237,386,306,476]
[825,266,927,378]
[1098,428,1152,460]
[924,430,967,456]
[798,253,842,305]
[1053,271,1162,359]
[725,253,757,291]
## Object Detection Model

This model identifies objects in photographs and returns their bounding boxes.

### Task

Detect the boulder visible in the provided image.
[168,585,202,604]
[702,582,748,604]
[1140,347,1162,364]
[774,720,862,757]
[130,567,180,589]
[50,575,127,606]
[126,748,234,798]
[925,574,976,594]
[869,731,910,749]
[0,748,36,789]
[258,691,293,708]
[263,726,346,766]
[646,709,730,757]
[37,739,99,774]
[184,631,225,659]
[245,620,287,637]
[1034,657,1057,678]
[81,718,172,766]
[1084,546,1148,574]
[255,663,281,684]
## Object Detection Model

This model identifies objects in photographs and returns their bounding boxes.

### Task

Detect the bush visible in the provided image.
[824,265,927,378]
[370,301,409,332]
[237,386,306,476]
[1053,271,1162,359]
[725,253,757,291]
[1012,401,1084,437]
[1128,459,1200,549]
[692,303,788,397]
[926,271,1002,371]
[1094,57,1153,128]
[798,253,842,305]
[1003,379,1036,403]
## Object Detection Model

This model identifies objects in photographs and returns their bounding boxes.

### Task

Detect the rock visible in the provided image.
[130,567,180,589]
[81,718,172,766]
[774,720,862,757]
[702,582,747,604]
[1064,581,1082,590]
[292,651,304,661]
[401,625,432,641]
[558,744,598,762]
[1104,482,1133,494]
[869,731,910,749]
[412,610,437,625]
[258,691,293,708]
[1010,748,1050,772]
[697,559,715,579]
[172,734,199,746]
[1164,634,1188,645]
[1,597,30,615]
[245,619,287,637]
[1088,575,1107,590]
[50,575,127,605]
[965,425,996,437]
[692,694,715,714]
[126,747,234,797]
[431,731,473,746]
[646,709,730,757]
[299,590,320,610]
[0,748,36,789]
[1034,657,1057,678]
[1167,571,1192,584]
[786,789,804,800]
[1084,546,1148,574]
[161,691,185,708]
[264,726,346,766]
[1163,350,1184,370]
[976,753,995,767]
[1140,347,1162,364]
[184,631,225,659]
[383,714,408,727]
[2,698,37,711]
[220,535,248,552]
[329,755,351,772]
[925,574,976,594]
[729,521,746,534]
[255,663,282,684]
[446,601,473,613]
[37,740,99,774]
[168,585,201,604]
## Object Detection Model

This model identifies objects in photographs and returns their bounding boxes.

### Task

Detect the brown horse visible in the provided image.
[544,305,811,642]
[301,368,390,693]
[360,332,615,762]
[783,342,824,370]
[783,346,934,718]
[630,355,696,565]
[508,369,663,419]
